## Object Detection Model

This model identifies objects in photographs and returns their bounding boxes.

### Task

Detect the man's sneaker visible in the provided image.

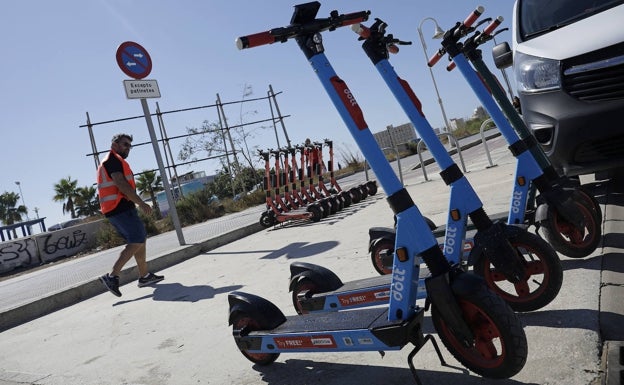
[99,274,122,297]
[138,272,164,287]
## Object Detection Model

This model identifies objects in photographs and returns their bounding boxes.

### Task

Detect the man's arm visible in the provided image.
[110,172,152,214]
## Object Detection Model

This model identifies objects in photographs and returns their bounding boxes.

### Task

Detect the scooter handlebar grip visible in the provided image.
[236,31,275,50]
[351,23,371,38]
[428,50,444,67]
[482,16,504,37]
[446,61,456,71]
[338,11,370,27]
[463,5,485,28]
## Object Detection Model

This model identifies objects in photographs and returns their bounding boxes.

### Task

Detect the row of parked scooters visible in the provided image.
[228,3,603,384]
[258,139,378,227]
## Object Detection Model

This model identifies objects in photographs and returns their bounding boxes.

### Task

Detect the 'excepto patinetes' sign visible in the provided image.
[123,79,161,99]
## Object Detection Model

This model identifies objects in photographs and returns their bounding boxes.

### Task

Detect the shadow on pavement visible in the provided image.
[252,358,536,385]
[112,282,243,305]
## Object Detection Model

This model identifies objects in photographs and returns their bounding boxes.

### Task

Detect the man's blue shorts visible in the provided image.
[107,208,147,244]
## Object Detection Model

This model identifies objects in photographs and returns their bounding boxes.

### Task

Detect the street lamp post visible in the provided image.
[14,181,29,220]
[418,17,451,133]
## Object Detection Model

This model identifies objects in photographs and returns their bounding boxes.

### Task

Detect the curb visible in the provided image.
[0,222,263,333]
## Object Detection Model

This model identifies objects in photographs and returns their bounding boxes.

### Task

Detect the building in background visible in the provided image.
[373,122,418,151]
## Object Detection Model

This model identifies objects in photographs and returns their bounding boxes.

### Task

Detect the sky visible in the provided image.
[0,0,516,230]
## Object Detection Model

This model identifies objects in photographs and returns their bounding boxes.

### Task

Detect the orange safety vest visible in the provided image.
[97,150,136,214]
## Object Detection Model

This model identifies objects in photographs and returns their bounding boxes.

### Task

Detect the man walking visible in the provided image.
[97,133,164,297]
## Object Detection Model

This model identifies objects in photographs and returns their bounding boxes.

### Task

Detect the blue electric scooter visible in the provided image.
[427,10,602,259]
[228,3,527,382]
[289,8,562,315]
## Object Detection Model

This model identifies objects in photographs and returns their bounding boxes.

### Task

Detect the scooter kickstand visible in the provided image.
[407,334,446,385]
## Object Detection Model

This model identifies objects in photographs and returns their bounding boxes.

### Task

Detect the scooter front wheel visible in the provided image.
[259,211,276,228]
[473,229,562,312]
[366,181,378,195]
[431,286,527,379]
[231,313,280,365]
[307,204,323,222]
[539,192,601,258]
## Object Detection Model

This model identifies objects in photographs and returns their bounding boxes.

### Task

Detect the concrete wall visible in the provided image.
[0,220,105,274]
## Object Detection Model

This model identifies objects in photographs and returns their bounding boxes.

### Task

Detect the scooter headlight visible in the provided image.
[514,51,561,92]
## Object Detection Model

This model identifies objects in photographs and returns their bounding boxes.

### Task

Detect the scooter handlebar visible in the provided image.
[428,50,444,67]
[463,6,485,30]
[236,10,370,50]
[482,16,503,37]
[236,31,276,50]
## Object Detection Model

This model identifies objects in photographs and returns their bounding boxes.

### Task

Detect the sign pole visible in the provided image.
[140,98,185,245]
[116,41,185,246]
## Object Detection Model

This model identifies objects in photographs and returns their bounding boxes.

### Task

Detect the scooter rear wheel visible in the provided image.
[539,191,601,258]
[291,278,318,315]
[431,286,527,379]
[473,230,562,312]
[370,239,395,275]
[231,313,280,365]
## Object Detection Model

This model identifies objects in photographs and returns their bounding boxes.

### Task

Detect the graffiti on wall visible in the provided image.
[0,238,38,273]
[0,220,103,274]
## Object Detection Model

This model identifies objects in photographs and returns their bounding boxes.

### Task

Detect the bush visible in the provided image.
[95,220,125,249]
[175,189,225,226]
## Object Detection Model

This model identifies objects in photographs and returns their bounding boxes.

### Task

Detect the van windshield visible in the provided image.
[518,0,624,41]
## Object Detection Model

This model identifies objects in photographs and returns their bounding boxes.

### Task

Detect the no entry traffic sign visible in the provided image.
[116,41,152,79]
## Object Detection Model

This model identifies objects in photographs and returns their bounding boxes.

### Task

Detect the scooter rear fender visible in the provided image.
[228,291,287,329]
[289,262,343,293]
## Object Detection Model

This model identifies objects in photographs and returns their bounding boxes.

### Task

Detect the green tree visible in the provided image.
[136,170,164,218]
[74,185,100,217]
[53,176,79,219]
[0,191,28,237]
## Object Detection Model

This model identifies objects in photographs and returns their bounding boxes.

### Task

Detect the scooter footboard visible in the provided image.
[238,306,425,353]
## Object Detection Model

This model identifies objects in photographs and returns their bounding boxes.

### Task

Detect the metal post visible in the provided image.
[14,181,29,220]
[155,102,184,198]
[418,17,451,133]
[268,84,292,148]
[215,94,237,197]
[267,89,282,149]
[85,112,100,169]
[140,98,185,246]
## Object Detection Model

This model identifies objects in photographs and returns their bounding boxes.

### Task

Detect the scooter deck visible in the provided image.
[299,269,431,312]
[302,275,392,311]
[244,306,424,351]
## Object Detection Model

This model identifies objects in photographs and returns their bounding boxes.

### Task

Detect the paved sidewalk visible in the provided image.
[0,135,622,385]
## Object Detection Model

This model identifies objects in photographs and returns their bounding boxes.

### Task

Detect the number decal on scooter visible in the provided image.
[392,267,406,302]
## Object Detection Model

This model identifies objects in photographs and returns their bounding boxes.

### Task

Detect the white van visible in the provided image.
[509,0,624,176]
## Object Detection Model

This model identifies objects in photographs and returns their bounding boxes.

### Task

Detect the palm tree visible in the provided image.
[53,176,79,219]
[0,191,28,237]
[136,170,164,218]
[75,185,100,217]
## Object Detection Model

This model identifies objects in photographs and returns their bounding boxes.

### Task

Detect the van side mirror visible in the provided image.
[492,42,513,69]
